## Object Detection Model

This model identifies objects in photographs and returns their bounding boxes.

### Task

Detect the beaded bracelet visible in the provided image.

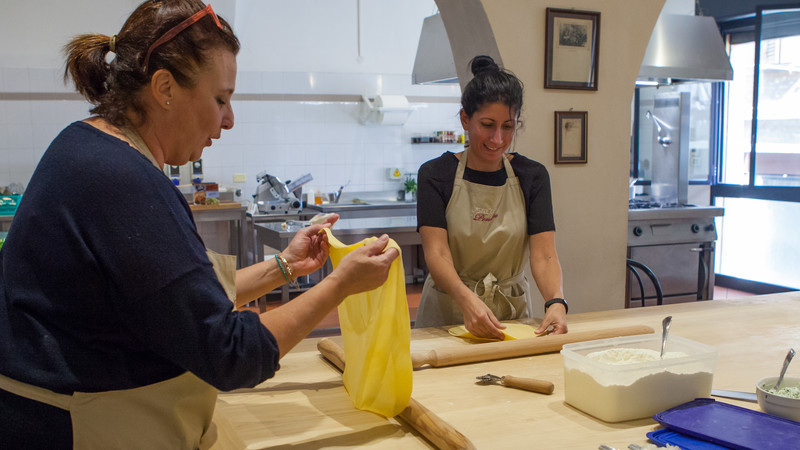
[277,254,296,281]
[275,253,299,288]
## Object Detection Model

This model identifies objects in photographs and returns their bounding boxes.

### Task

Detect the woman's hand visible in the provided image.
[326,234,399,298]
[460,294,506,340]
[535,303,568,335]
[281,214,339,277]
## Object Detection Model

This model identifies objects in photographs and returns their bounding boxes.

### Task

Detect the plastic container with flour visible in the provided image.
[560,334,718,422]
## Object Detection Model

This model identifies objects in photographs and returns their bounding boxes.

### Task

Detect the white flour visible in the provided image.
[587,347,687,364]
[565,347,712,422]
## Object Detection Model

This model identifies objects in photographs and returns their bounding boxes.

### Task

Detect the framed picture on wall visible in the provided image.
[555,110,587,164]
[544,8,600,90]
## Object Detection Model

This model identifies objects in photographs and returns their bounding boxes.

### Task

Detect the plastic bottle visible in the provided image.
[315,189,323,205]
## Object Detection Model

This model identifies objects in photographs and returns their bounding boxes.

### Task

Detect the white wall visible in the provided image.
[0,0,461,196]
[480,0,665,313]
[1,0,671,314]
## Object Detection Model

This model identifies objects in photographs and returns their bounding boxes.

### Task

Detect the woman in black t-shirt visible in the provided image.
[415,55,568,340]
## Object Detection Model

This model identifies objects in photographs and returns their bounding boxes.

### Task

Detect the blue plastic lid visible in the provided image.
[647,428,729,449]
[653,398,800,450]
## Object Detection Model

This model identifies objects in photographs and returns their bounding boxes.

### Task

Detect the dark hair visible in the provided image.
[461,55,524,120]
[63,0,240,127]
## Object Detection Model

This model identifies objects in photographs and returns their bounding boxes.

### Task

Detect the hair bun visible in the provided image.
[470,55,498,76]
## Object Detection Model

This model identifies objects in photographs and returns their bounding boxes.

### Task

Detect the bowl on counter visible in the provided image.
[756,376,800,421]
[561,334,718,423]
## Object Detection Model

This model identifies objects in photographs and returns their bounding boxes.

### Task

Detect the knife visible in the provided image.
[711,389,758,402]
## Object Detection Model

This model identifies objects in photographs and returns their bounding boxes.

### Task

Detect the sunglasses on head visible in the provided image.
[144,4,224,72]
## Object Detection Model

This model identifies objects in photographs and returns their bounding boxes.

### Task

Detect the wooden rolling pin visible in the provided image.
[411,325,654,368]
[317,338,476,450]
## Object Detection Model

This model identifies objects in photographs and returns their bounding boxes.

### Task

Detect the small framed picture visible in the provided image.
[545,8,600,90]
[555,110,587,164]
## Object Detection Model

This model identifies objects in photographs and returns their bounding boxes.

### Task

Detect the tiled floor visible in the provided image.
[712,285,755,300]
[247,283,753,337]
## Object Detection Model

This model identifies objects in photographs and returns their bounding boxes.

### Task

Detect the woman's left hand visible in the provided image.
[536,303,568,335]
[281,214,339,276]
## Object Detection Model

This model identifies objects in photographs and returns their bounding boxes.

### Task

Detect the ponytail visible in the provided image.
[63,34,114,105]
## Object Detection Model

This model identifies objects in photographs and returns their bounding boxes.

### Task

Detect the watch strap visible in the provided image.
[544,298,568,314]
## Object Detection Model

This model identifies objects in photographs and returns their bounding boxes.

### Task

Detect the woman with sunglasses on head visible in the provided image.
[414,55,568,340]
[0,1,397,447]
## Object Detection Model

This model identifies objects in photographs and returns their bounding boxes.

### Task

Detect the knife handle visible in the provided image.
[502,375,555,395]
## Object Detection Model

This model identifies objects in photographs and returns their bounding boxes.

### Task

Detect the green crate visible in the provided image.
[0,194,21,215]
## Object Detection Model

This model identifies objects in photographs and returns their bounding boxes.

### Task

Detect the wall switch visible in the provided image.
[233,173,246,183]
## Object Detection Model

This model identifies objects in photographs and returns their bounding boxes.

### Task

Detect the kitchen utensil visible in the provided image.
[476,374,555,395]
[660,315,672,358]
[253,172,303,215]
[317,338,476,450]
[756,376,800,421]
[333,180,350,204]
[711,389,758,402]
[654,398,800,449]
[410,325,654,369]
[775,348,795,390]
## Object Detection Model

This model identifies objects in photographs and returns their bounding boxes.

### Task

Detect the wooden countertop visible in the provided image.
[189,202,244,211]
[214,292,800,449]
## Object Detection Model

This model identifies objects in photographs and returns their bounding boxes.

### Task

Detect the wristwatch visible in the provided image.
[544,298,568,314]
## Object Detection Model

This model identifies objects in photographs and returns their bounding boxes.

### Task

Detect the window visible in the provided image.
[714,6,800,291]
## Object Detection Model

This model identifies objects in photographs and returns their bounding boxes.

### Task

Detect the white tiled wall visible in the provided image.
[0,69,463,199]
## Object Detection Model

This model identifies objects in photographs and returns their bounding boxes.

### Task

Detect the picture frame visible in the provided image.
[544,8,600,90]
[555,110,587,164]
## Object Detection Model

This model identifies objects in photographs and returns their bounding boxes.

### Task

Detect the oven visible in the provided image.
[626,203,723,307]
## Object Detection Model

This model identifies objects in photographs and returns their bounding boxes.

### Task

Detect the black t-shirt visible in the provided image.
[416,152,555,235]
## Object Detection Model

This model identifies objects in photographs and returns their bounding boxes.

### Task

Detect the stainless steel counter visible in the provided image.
[305,200,416,219]
[628,205,724,221]
[189,203,247,268]
[254,216,423,303]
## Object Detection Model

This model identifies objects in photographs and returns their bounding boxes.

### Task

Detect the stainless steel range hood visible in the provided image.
[412,12,733,86]
[412,14,458,85]
[637,14,733,84]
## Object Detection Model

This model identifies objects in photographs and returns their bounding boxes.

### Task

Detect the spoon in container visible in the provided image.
[660,316,672,359]
[775,348,795,390]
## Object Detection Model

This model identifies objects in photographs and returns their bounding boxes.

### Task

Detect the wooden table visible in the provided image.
[214,292,800,449]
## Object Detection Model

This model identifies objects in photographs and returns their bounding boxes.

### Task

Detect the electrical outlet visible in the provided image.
[233,173,246,183]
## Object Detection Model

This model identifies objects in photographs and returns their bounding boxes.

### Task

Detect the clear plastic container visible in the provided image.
[560,334,718,422]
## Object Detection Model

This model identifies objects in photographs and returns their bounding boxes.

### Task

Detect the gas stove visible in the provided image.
[626,204,724,305]
[629,199,692,210]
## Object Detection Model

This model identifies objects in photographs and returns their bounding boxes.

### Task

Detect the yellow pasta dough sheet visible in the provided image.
[448,323,543,342]
[322,228,412,418]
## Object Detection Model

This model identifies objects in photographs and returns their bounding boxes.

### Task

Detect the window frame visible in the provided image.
[711,4,800,204]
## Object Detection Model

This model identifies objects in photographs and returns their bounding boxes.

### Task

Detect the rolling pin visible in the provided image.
[317,338,476,450]
[411,325,654,368]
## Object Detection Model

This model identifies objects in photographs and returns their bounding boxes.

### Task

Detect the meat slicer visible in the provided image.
[253,172,312,215]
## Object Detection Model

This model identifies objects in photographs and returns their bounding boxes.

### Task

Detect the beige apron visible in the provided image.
[415,148,532,328]
[0,124,241,449]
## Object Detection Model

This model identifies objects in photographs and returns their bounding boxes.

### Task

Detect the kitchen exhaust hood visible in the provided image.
[412,12,733,87]
[637,14,733,84]
[412,14,458,85]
